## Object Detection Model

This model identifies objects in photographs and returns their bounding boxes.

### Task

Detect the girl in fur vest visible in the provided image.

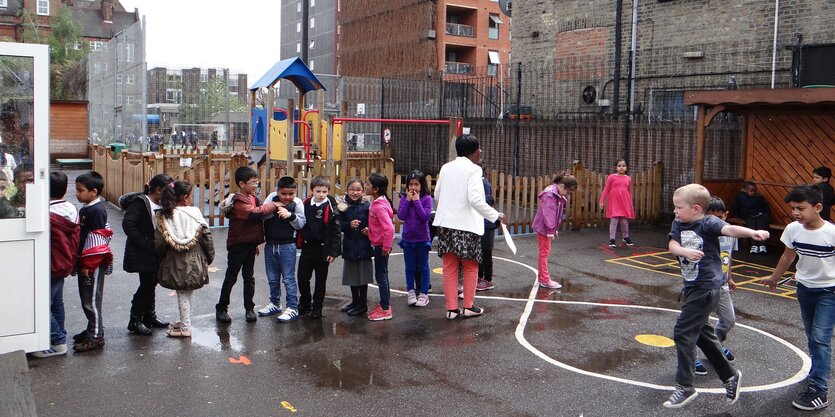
[155,181,215,337]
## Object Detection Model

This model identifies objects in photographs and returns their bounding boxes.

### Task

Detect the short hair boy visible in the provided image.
[812,166,833,222]
[763,185,835,411]
[31,172,79,358]
[663,184,769,408]
[730,181,771,254]
[74,170,113,352]
[258,176,306,322]
[215,166,278,323]
[296,175,341,319]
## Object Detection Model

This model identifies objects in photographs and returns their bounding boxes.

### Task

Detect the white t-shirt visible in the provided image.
[780,221,835,288]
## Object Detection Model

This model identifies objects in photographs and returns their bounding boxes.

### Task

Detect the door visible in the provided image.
[0,43,50,354]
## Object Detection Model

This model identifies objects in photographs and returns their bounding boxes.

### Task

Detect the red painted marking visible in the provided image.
[228,355,252,365]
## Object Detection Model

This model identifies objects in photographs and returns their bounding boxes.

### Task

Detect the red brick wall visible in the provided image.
[554,28,608,80]
[49,101,89,160]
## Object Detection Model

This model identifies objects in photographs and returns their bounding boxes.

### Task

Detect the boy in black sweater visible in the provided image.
[296,176,341,319]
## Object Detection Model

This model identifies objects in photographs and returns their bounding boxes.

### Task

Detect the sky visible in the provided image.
[119,0,282,87]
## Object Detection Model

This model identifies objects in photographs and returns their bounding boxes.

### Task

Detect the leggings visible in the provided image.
[609,217,630,240]
[176,290,193,330]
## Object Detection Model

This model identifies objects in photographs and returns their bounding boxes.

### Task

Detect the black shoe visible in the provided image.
[793,386,829,410]
[608,239,617,247]
[694,359,708,376]
[623,237,635,246]
[143,316,170,329]
[216,310,231,323]
[128,318,152,336]
[463,306,484,318]
[72,330,89,343]
[73,337,105,352]
[723,370,742,404]
[346,306,367,316]
[723,347,735,362]
[309,310,322,319]
[245,309,257,322]
[298,307,311,316]
[340,303,355,313]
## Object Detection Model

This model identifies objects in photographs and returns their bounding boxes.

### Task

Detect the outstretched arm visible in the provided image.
[762,248,796,290]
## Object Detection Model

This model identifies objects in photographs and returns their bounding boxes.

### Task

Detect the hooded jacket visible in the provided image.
[225,191,276,249]
[154,206,215,291]
[120,192,160,273]
[338,195,373,260]
[531,184,567,236]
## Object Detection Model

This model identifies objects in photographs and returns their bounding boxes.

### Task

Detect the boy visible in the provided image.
[216,166,278,323]
[763,185,835,411]
[74,171,113,352]
[812,166,833,223]
[477,167,498,291]
[730,181,771,254]
[296,176,341,319]
[694,197,737,375]
[31,172,79,358]
[258,176,306,323]
[663,184,768,408]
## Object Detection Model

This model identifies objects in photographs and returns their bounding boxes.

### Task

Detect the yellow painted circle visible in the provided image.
[432,267,444,275]
[635,334,675,348]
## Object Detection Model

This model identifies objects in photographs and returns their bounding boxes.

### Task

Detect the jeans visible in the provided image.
[797,283,835,394]
[49,279,66,345]
[478,229,496,281]
[674,287,735,387]
[264,243,299,310]
[217,243,257,311]
[373,246,391,309]
[402,241,431,294]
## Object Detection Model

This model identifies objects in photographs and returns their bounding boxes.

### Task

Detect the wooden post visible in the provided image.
[447,117,462,162]
[695,107,707,184]
[0,351,37,417]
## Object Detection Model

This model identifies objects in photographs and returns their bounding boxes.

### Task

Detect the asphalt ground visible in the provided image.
[26,170,823,417]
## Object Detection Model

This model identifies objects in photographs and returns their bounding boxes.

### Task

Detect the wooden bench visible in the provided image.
[55,158,93,169]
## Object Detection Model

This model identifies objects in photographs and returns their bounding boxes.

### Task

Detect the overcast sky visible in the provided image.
[119,0,282,87]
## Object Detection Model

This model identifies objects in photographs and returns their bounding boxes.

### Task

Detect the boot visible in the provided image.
[143,312,170,329]
[127,315,152,336]
[348,285,368,316]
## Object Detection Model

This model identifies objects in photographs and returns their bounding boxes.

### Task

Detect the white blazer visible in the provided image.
[432,157,499,236]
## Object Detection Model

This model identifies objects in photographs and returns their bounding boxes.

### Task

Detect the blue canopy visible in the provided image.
[249,57,326,93]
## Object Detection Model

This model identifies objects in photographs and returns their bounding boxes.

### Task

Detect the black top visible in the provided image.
[121,194,159,273]
[818,182,834,222]
[79,200,108,254]
[339,197,373,260]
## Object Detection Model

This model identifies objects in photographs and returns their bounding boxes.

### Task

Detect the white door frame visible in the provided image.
[0,42,51,354]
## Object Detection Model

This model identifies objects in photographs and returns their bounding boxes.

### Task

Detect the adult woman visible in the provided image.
[432,134,503,319]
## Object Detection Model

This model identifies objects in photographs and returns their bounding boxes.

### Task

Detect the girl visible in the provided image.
[337,178,373,316]
[531,171,578,289]
[366,173,395,321]
[121,173,173,335]
[154,181,215,337]
[599,159,636,247]
[397,170,433,307]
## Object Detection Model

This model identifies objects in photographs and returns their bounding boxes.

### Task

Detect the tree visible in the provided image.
[48,8,88,100]
[179,79,248,125]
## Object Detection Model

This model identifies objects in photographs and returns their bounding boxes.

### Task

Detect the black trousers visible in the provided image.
[216,243,257,311]
[298,242,329,313]
[674,287,735,387]
[130,271,159,319]
[78,266,106,339]
[478,229,496,281]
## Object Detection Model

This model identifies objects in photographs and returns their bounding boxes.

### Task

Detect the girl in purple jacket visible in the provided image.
[531,172,578,289]
[397,170,434,307]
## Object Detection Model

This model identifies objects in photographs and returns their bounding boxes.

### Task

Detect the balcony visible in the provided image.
[445,61,474,75]
[445,22,474,37]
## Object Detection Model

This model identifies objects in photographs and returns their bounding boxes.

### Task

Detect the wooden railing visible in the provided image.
[92,145,663,233]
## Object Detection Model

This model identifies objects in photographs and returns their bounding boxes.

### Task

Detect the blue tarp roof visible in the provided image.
[249,57,326,93]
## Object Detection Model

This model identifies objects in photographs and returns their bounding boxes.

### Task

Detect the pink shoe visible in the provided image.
[539,279,562,289]
[367,305,392,321]
[476,279,495,291]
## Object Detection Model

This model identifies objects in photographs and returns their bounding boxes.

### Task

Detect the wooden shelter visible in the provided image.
[685,88,835,227]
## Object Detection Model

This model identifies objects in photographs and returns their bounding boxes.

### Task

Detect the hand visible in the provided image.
[752,230,770,241]
[761,275,781,291]
[255,246,260,256]
[80,268,90,278]
[326,255,335,263]
[547,234,555,240]
[497,212,505,224]
[680,248,704,262]
[351,219,360,229]
[410,190,418,200]
[277,206,291,219]
[382,248,390,257]
[727,277,737,292]
[361,227,369,236]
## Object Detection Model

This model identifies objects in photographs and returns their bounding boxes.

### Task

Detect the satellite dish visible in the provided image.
[499,0,512,17]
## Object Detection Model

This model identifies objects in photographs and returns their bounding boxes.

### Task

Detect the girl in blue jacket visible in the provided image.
[397,170,434,307]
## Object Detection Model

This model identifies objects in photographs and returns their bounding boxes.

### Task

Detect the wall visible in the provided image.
[49,100,89,160]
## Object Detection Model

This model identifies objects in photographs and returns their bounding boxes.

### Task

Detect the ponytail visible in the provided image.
[158,181,192,218]
[552,171,578,189]
[145,173,173,195]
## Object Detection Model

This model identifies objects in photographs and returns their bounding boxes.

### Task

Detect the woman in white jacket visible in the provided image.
[432,134,503,319]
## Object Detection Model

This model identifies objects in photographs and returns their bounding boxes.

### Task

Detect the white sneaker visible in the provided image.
[759,245,767,254]
[30,343,68,358]
[750,246,759,254]
[415,293,429,307]
[276,308,299,322]
[407,290,417,306]
[257,302,281,316]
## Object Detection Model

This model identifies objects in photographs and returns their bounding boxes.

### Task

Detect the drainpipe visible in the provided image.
[770,0,781,88]
[628,0,638,116]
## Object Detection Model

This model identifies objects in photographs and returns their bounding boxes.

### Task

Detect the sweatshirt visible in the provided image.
[397,193,433,243]
[369,196,395,252]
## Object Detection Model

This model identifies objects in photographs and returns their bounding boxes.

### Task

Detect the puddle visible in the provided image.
[572,347,666,373]
[189,327,243,352]
[562,264,679,302]
[297,351,388,391]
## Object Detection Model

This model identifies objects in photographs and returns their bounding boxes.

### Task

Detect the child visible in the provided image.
[155,181,215,337]
[215,166,278,323]
[338,178,373,316]
[296,175,341,319]
[763,185,835,411]
[259,176,306,322]
[366,173,395,320]
[730,181,771,254]
[663,183,768,408]
[812,166,833,223]
[531,172,578,289]
[478,168,499,291]
[74,171,114,352]
[397,170,433,307]
[31,172,79,358]
[600,159,635,247]
[694,197,737,376]
[120,174,173,336]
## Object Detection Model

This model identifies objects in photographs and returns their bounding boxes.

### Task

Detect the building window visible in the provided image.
[309,60,314,71]
[71,41,80,50]
[90,40,103,51]
[126,95,134,105]
[297,2,301,12]
[125,43,133,62]
[200,73,208,82]
[297,22,301,32]
[165,89,182,104]
[229,77,238,87]
[310,17,315,28]
[0,0,8,8]
[487,50,500,76]
[310,0,315,6]
[296,43,301,53]
[309,40,314,49]
[649,90,692,122]
[116,73,122,83]
[126,74,135,85]
[37,0,48,15]
[488,14,502,40]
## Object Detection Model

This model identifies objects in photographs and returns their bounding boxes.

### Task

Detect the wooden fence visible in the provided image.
[91,145,663,232]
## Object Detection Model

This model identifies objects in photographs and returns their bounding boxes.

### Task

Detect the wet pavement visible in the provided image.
[27,170,819,416]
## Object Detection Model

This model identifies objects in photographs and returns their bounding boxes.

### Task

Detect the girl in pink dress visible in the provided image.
[599,159,635,247]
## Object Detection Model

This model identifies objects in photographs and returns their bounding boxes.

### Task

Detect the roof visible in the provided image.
[72,9,138,39]
[684,88,835,109]
[249,57,325,93]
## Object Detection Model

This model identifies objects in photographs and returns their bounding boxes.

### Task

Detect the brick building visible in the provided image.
[510,0,835,119]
